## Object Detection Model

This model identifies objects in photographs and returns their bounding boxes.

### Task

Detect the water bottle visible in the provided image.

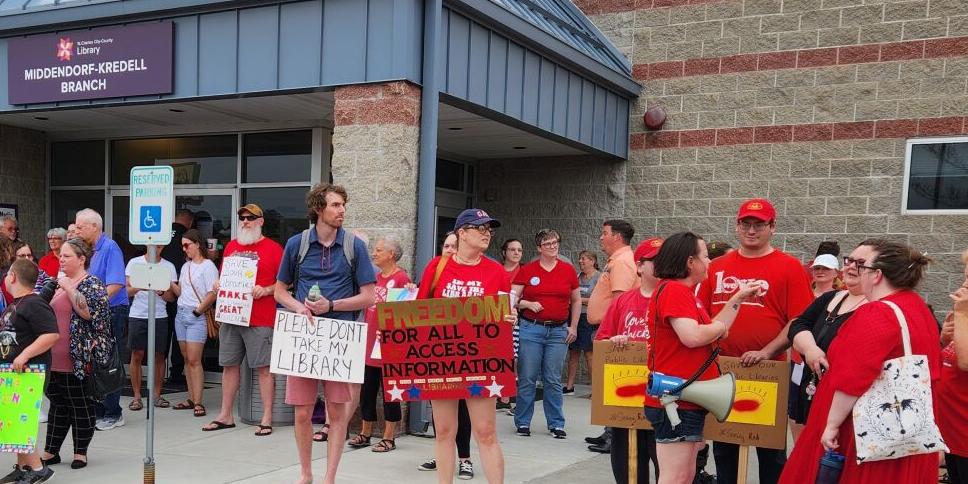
[815,450,845,484]
[307,283,321,302]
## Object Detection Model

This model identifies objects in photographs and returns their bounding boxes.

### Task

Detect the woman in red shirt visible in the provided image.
[511,229,580,439]
[938,249,968,483]
[416,209,516,484]
[780,240,940,483]
[646,232,760,484]
[39,228,66,277]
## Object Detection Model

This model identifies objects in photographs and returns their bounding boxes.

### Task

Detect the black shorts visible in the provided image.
[568,313,596,352]
[127,317,171,354]
[644,406,707,443]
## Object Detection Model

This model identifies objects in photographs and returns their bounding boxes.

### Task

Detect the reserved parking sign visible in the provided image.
[129,166,173,245]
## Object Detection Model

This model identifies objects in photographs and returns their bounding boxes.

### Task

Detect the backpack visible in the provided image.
[292,226,362,320]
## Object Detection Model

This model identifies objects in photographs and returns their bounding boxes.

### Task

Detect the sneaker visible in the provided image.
[505,404,515,416]
[15,465,53,484]
[457,460,474,480]
[516,426,531,437]
[39,410,47,424]
[562,386,574,395]
[417,459,437,471]
[550,428,567,439]
[495,400,511,410]
[584,429,610,445]
[95,414,125,431]
[0,465,23,484]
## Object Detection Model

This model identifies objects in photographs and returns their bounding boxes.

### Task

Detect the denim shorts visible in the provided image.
[174,306,208,343]
[644,406,707,443]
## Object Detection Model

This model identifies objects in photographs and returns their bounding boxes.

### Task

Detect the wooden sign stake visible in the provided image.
[737,445,750,484]
[628,430,637,484]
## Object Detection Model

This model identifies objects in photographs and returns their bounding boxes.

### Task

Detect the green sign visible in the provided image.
[0,364,46,453]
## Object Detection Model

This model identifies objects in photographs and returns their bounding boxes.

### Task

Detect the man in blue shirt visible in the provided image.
[75,208,129,431]
[275,183,375,484]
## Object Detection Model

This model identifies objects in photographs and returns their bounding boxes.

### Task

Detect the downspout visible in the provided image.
[416,0,442,275]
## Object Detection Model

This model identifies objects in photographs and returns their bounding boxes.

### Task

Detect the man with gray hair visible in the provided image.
[74,208,129,431]
[0,214,19,242]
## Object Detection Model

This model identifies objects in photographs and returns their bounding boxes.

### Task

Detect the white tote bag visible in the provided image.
[852,300,948,464]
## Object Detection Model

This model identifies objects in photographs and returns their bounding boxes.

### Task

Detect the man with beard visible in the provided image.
[202,204,283,436]
[275,184,375,484]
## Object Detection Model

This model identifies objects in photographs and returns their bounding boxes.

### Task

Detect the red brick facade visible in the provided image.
[334,81,421,126]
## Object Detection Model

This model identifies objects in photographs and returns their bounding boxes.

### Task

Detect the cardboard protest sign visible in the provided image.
[269,310,366,383]
[215,256,257,326]
[703,357,790,449]
[591,340,652,430]
[0,364,46,453]
[370,287,418,361]
[375,295,514,401]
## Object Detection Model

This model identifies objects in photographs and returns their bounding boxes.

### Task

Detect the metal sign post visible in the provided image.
[129,166,174,484]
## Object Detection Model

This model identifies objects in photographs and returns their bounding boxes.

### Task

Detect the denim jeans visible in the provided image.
[514,320,568,430]
[97,304,129,419]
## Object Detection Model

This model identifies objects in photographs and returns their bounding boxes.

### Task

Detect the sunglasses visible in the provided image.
[182,243,193,249]
[462,224,494,236]
[239,215,261,221]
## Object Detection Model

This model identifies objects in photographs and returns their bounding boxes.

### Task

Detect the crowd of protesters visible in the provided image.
[0,188,964,484]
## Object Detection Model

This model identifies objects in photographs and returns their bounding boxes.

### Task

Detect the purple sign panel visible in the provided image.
[7,22,173,104]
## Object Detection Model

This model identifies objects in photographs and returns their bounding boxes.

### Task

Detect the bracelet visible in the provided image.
[326,299,333,314]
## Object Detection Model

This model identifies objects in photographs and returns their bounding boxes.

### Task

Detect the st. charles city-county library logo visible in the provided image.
[57,37,74,61]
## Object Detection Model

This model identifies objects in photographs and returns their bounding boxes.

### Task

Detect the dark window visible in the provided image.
[906,140,968,211]
[243,187,310,246]
[436,159,465,191]
[110,135,237,185]
[436,215,456,255]
[51,141,105,186]
[51,190,104,230]
[243,131,313,183]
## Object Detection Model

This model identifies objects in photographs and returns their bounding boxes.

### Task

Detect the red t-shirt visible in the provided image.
[696,249,813,359]
[417,256,511,299]
[939,341,968,456]
[222,237,284,328]
[506,265,520,286]
[513,260,578,322]
[364,269,412,367]
[646,280,720,409]
[39,251,60,278]
[596,289,650,342]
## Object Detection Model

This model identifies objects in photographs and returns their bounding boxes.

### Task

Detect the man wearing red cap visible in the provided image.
[696,198,813,484]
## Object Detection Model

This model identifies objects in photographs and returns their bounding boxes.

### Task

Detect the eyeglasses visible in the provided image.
[462,224,494,236]
[843,257,877,271]
[539,240,560,248]
[47,237,62,241]
[238,215,261,222]
[16,253,31,259]
[738,221,770,232]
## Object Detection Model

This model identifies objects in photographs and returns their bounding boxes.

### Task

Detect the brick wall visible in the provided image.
[482,1,968,315]
[0,124,47,251]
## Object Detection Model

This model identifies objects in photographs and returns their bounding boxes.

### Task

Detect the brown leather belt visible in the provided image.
[521,317,565,327]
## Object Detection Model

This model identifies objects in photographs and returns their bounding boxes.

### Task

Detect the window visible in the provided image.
[243,187,310,245]
[51,141,104,186]
[51,190,104,230]
[243,130,312,183]
[110,135,237,185]
[904,137,968,213]
[436,159,465,191]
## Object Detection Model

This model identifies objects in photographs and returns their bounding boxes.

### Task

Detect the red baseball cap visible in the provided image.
[736,198,776,222]
[634,237,663,261]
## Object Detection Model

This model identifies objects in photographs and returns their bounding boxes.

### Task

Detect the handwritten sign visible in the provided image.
[269,310,366,383]
[0,365,46,453]
[375,295,514,401]
[591,341,652,430]
[215,256,258,326]
[704,357,790,449]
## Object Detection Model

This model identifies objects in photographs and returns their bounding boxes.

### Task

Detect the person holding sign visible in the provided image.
[204,204,283,436]
[350,235,411,453]
[780,240,941,484]
[645,232,761,484]
[0,258,58,484]
[274,183,375,484]
[511,229,580,439]
[415,208,516,484]
[595,237,662,484]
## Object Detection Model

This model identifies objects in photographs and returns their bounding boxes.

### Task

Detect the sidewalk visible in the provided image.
[1,384,641,483]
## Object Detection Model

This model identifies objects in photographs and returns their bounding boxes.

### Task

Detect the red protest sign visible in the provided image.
[375,294,515,401]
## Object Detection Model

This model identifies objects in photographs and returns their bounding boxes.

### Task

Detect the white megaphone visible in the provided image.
[647,371,736,427]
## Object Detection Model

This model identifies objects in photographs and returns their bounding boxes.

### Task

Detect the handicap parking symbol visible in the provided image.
[140,206,162,233]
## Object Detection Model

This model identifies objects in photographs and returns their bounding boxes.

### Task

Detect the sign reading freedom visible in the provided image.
[375,295,515,401]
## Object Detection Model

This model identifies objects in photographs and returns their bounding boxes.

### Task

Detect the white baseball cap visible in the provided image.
[811,254,840,270]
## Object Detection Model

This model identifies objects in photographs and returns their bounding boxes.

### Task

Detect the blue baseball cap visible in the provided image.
[454,208,501,231]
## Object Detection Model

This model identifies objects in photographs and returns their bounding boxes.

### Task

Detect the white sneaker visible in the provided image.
[95,415,125,431]
[39,410,47,424]
[458,460,474,480]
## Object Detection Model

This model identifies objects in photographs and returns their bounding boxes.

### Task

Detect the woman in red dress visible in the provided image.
[780,239,940,483]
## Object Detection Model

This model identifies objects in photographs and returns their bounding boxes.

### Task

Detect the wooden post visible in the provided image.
[736,445,750,484]
[628,429,637,484]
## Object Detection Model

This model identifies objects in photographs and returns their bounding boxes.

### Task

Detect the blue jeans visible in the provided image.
[97,304,128,419]
[514,320,568,430]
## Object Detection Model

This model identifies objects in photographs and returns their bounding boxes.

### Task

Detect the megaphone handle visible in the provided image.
[661,399,681,427]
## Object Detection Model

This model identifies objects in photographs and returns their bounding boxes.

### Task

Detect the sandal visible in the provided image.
[154,397,170,408]
[128,399,144,411]
[173,399,194,410]
[371,439,396,453]
[254,425,273,437]
[201,420,236,432]
[348,433,371,448]
[312,424,330,442]
[193,403,207,417]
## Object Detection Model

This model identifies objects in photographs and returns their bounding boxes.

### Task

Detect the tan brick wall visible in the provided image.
[0,124,47,251]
